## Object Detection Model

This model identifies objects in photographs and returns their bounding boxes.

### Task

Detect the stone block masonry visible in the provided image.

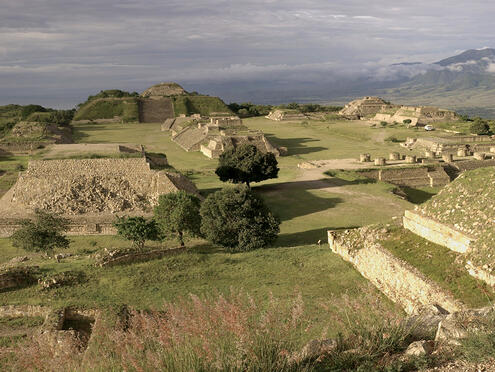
[0,158,199,236]
[328,230,464,314]
[403,210,473,254]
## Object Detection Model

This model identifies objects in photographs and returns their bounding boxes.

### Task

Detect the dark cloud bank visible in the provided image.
[1,0,494,107]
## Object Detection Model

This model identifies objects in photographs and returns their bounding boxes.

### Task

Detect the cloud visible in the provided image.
[1,0,495,106]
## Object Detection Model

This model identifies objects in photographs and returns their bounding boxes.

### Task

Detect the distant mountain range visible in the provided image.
[378,48,495,117]
[188,48,495,118]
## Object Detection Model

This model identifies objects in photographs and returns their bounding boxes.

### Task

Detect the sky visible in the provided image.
[1,0,494,107]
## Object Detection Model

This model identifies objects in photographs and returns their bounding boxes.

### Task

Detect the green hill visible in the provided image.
[74,98,139,122]
[171,95,231,116]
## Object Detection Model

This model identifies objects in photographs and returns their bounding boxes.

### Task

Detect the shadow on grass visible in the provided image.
[263,134,327,155]
[276,226,360,247]
[400,187,438,204]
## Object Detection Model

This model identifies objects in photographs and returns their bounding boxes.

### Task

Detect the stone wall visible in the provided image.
[403,210,473,254]
[357,166,450,187]
[328,230,464,314]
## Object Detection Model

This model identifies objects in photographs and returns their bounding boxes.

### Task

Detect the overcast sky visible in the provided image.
[1,0,494,107]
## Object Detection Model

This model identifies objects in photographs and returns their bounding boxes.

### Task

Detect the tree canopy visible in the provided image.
[114,216,160,250]
[200,185,280,252]
[154,191,202,246]
[215,144,279,188]
[11,209,70,254]
[470,118,491,135]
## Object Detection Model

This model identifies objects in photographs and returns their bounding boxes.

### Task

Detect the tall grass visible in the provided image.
[0,289,421,371]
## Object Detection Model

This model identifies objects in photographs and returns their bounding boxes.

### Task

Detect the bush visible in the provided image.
[384,136,404,143]
[470,118,491,135]
[11,209,70,255]
[403,119,412,125]
[380,121,388,127]
[200,185,280,252]
[154,191,201,247]
[114,216,161,250]
[215,144,279,188]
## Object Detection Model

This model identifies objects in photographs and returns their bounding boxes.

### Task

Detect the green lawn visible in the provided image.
[0,115,433,336]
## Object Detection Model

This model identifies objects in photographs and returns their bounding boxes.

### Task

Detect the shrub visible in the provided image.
[470,118,491,135]
[154,191,201,247]
[215,144,279,188]
[403,119,412,125]
[380,121,388,127]
[11,209,70,255]
[384,135,404,143]
[200,185,280,252]
[114,216,161,250]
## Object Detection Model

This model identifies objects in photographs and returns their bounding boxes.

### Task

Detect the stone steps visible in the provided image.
[138,98,174,123]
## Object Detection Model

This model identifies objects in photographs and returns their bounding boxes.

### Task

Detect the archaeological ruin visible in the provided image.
[339,96,459,125]
[0,157,199,236]
[163,113,281,158]
[403,167,495,276]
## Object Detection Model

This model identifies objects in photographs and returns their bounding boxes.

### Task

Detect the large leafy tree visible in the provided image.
[200,185,280,252]
[11,209,70,254]
[215,144,279,188]
[154,191,201,247]
[114,216,160,250]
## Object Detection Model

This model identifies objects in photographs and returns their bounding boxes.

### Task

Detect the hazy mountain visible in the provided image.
[380,48,495,117]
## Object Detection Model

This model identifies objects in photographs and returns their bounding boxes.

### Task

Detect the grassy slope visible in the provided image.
[381,227,495,308]
[74,98,139,122]
[172,96,231,116]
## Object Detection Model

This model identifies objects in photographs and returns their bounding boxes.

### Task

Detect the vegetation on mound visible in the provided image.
[0,104,74,141]
[81,89,139,104]
[73,98,139,122]
[380,227,495,308]
[171,95,231,116]
[418,167,495,267]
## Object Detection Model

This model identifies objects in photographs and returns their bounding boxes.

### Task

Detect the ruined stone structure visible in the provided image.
[339,97,391,119]
[403,167,495,286]
[138,98,175,123]
[328,228,464,314]
[265,110,308,121]
[339,96,458,125]
[358,166,450,187]
[374,106,458,126]
[165,114,279,159]
[405,135,495,155]
[0,158,199,236]
[141,82,186,97]
[200,131,280,159]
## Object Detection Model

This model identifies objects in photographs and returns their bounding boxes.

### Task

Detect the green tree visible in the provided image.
[200,185,280,252]
[470,118,491,135]
[11,209,70,255]
[215,144,279,188]
[114,216,160,250]
[154,191,201,247]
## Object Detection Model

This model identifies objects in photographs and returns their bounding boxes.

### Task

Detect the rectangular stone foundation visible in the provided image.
[328,230,463,314]
[403,211,472,254]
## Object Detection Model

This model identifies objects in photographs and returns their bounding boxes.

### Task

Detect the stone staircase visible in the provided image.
[138,98,174,123]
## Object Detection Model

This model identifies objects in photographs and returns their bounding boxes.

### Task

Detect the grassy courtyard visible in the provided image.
[1,115,444,339]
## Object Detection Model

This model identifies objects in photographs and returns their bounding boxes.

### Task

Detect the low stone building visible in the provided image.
[0,158,199,236]
[339,97,392,119]
[200,131,280,159]
[339,96,458,125]
[265,110,308,121]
